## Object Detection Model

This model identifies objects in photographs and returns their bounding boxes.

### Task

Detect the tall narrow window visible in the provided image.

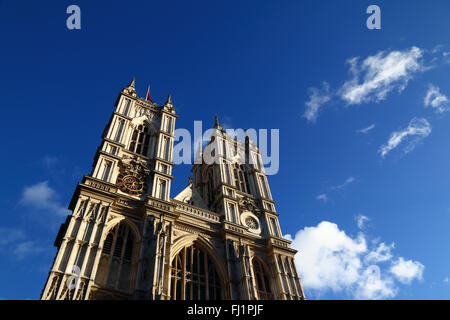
[128,125,151,156]
[166,117,173,133]
[160,164,168,174]
[122,99,131,116]
[170,241,222,300]
[253,259,273,300]
[101,160,113,182]
[110,145,118,155]
[165,137,171,160]
[114,119,125,143]
[270,217,279,237]
[222,140,227,158]
[233,164,249,194]
[158,179,167,200]
[223,161,230,184]
[228,203,236,223]
[259,175,269,198]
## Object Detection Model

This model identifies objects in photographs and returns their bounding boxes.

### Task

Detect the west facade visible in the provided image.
[40,79,305,300]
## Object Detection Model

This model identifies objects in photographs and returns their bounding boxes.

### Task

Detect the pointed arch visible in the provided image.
[251,256,274,300]
[94,217,142,295]
[169,234,228,300]
[127,116,157,157]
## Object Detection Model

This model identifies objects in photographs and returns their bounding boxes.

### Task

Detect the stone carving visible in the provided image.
[120,155,150,177]
[238,196,261,216]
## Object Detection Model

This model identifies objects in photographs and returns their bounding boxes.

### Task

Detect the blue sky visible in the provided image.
[0,0,449,299]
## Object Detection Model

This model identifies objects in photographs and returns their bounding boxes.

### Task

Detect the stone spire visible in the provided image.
[163,93,174,111]
[129,76,135,88]
[123,76,137,96]
[214,115,222,130]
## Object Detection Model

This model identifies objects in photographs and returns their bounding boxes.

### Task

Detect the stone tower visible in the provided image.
[40,79,305,300]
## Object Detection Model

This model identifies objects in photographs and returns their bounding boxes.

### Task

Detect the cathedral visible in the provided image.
[40,78,305,300]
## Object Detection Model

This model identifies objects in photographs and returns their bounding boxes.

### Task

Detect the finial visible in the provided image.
[188,176,192,185]
[165,94,172,105]
[129,76,135,88]
[214,115,221,129]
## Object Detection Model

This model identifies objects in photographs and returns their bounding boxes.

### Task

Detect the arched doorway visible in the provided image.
[170,241,222,300]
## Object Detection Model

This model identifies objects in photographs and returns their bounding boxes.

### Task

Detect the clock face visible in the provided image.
[117,174,144,195]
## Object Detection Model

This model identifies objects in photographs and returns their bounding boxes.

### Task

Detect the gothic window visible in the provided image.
[96,222,136,293]
[223,161,231,184]
[228,203,237,223]
[270,217,280,237]
[164,137,171,160]
[114,119,125,143]
[101,160,113,182]
[170,241,222,300]
[110,145,118,155]
[285,258,298,299]
[257,154,263,170]
[253,258,273,300]
[160,164,169,174]
[233,164,249,194]
[128,125,151,156]
[259,175,269,198]
[166,116,173,133]
[122,99,131,116]
[158,179,167,200]
[159,136,171,160]
[222,139,227,158]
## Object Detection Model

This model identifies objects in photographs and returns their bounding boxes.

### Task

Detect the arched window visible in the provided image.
[233,164,249,194]
[96,222,137,293]
[252,258,273,300]
[129,124,151,156]
[170,241,222,300]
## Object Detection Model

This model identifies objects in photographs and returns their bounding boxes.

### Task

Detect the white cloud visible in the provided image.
[316,177,356,202]
[390,258,425,284]
[339,47,425,105]
[365,242,394,263]
[357,124,376,134]
[316,194,328,202]
[353,265,396,300]
[331,176,356,190]
[424,84,449,113]
[41,155,59,167]
[444,277,449,284]
[379,117,431,158]
[303,82,331,123]
[0,228,46,260]
[0,228,25,246]
[356,214,370,229]
[289,220,424,299]
[291,221,367,293]
[20,181,69,216]
[12,241,46,260]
